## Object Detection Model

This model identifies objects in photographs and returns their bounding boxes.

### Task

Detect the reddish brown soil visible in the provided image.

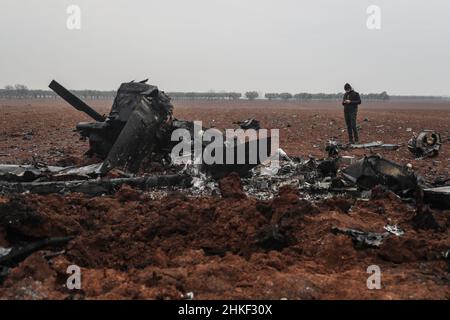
[0,99,449,300]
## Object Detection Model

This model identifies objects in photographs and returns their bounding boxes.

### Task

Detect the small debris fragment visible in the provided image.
[331,226,389,248]
[423,186,450,209]
[408,130,442,159]
[0,247,12,258]
[183,292,194,300]
[341,155,419,197]
[234,118,261,130]
[383,225,404,236]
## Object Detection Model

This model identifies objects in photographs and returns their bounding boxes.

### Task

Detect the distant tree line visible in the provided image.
[265,91,391,101]
[389,95,448,101]
[167,92,242,100]
[0,85,244,101]
[0,84,116,100]
[2,85,447,102]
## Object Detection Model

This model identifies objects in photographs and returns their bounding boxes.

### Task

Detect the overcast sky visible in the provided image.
[1,0,449,95]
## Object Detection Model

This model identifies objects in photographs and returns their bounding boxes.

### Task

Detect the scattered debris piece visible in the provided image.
[378,144,401,150]
[51,79,174,173]
[234,118,261,130]
[423,186,450,209]
[338,156,356,166]
[0,236,73,268]
[341,155,419,196]
[317,158,339,177]
[411,209,442,231]
[408,130,442,159]
[383,225,404,236]
[0,248,12,258]
[201,136,273,180]
[51,80,272,178]
[325,139,341,157]
[183,292,195,300]
[350,141,400,150]
[331,226,389,248]
[0,174,192,196]
[0,164,65,182]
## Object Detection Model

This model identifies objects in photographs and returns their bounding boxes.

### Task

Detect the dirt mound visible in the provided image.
[1,185,448,299]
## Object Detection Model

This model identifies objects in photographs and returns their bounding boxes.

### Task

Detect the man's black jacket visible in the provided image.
[342,90,362,109]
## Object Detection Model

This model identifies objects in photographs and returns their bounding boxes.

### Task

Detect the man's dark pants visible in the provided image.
[344,105,358,142]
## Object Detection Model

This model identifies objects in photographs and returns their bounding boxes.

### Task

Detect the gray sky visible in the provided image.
[1,0,449,95]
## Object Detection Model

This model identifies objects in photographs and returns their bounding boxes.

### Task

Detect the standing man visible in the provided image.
[342,83,362,144]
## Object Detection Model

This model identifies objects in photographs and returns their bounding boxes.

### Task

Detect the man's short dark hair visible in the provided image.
[344,83,352,91]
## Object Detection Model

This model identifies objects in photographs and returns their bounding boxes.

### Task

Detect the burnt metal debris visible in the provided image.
[49,80,106,122]
[331,226,389,248]
[325,139,341,157]
[332,225,404,249]
[325,139,401,156]
[0,237,74,268]
[423,186,450,209]
[2,152,443,210]
[0,174,192,196]
[0,236,74,283]
[350,141,400,150]
[408,130,442,159]
[234,118,261,130]
[50,80,271,177]
[0,79,447,211]
[51,79,174,171]
[341,155,419,197]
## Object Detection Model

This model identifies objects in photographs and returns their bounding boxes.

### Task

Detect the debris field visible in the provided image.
[0,94,449,300]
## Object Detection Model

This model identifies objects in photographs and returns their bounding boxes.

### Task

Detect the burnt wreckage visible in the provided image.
[49,80,272,178]
[0,80,448,209]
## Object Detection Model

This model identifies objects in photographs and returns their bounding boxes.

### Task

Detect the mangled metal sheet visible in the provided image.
[0,247,12,258]
[331,226,389,248]
[0,163,105,182]
[325,139,341,157]
[341,155,418,196]
[332,225,404,248]
[51,80,273,179]
[423,186,450,209]
[0,174,192,196]
[234,118,261,130]
[201,136,274,180]
[49,80,105,122]
[56,163,102,177]
[0,164,64,182]
[350,141,400,150]
[99,83,173,174]
[50,79,174,164]
[383,224,405,236]
[0,237,73,268]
